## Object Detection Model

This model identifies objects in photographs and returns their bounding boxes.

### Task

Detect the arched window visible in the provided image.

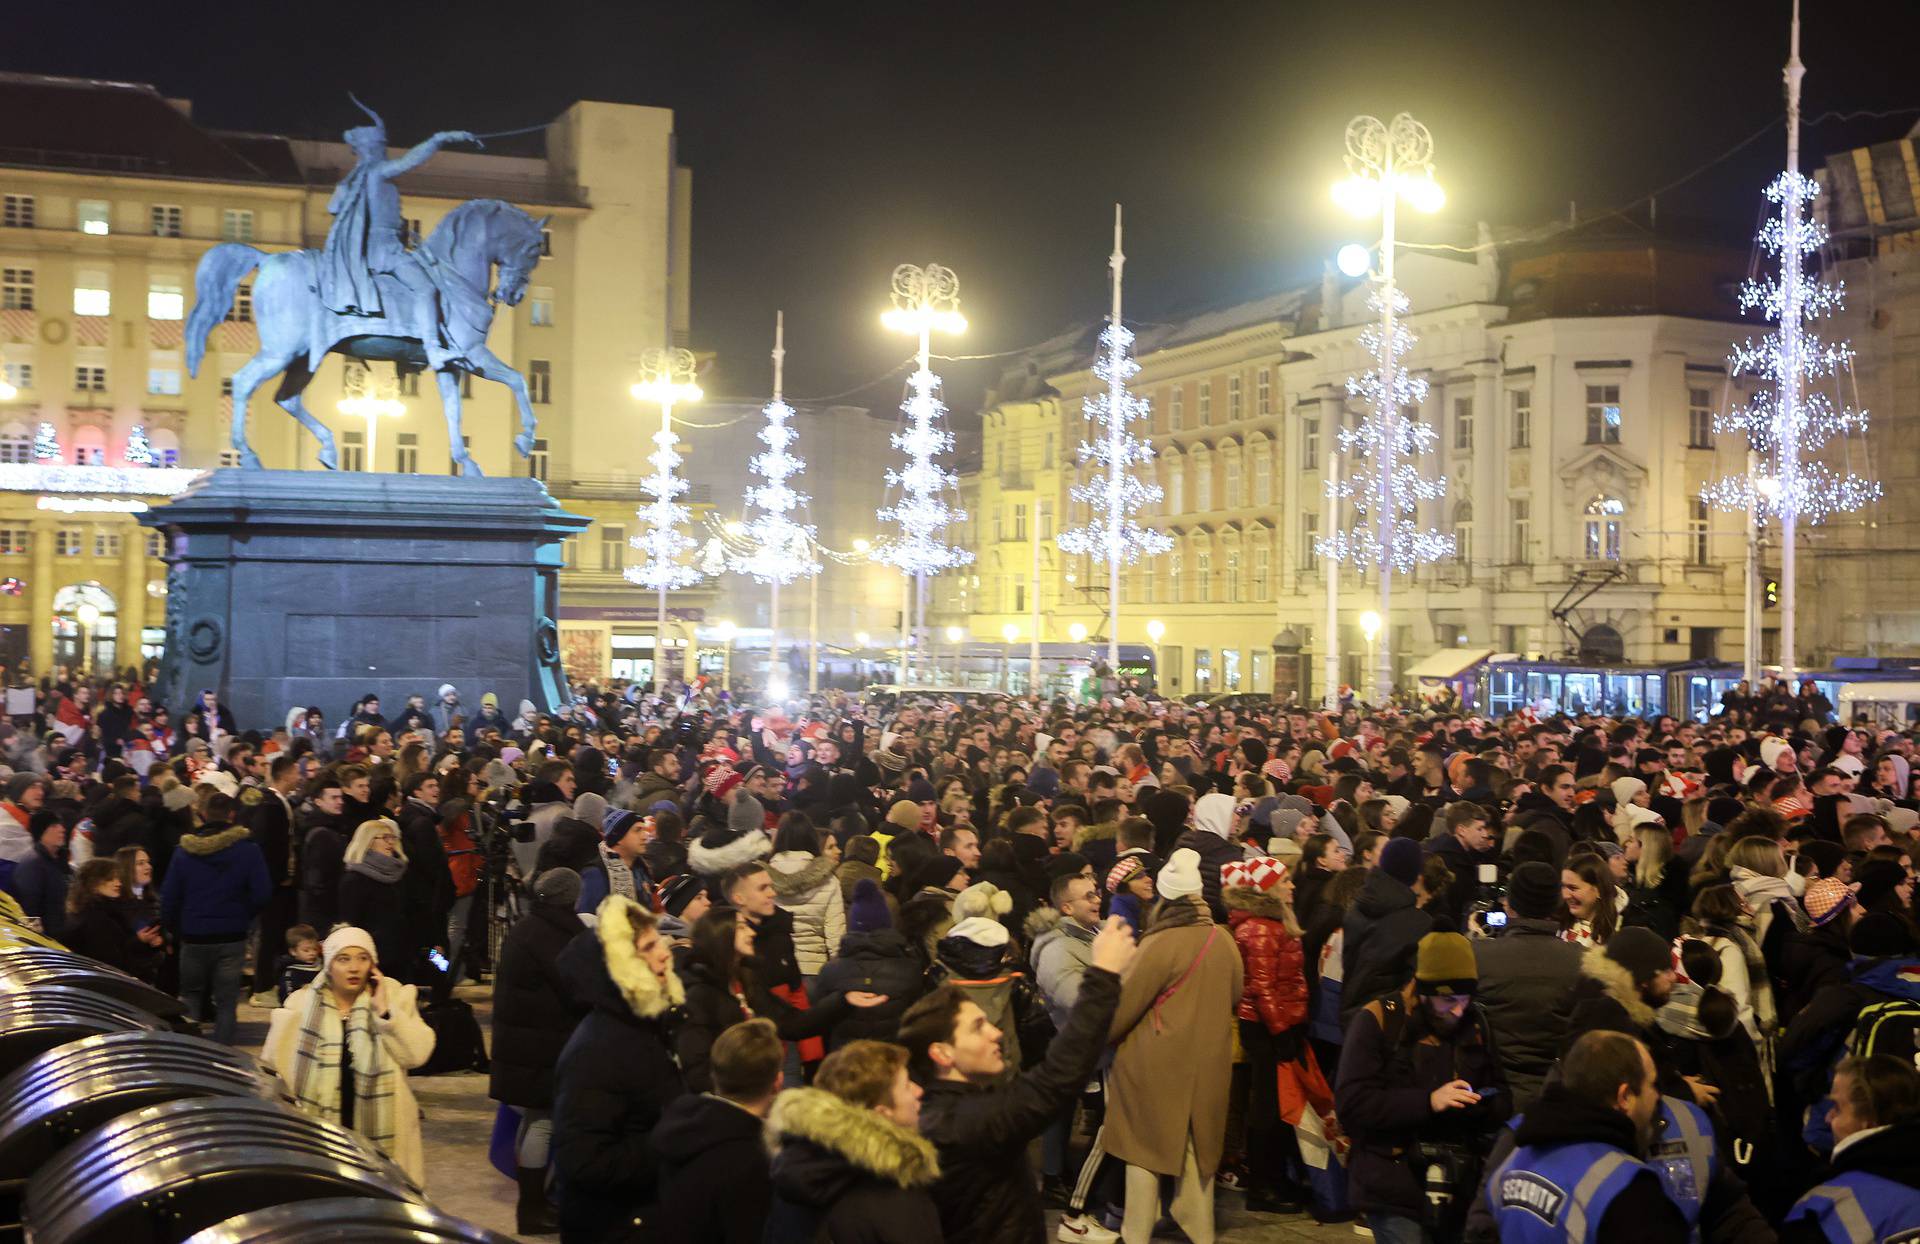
[1191,447,1213,512]
[146,428,181,468]
[1584,495,1624,561]
[1581,623,1626,662]
[1454,500,1473,566]
[1223,442,1242,508]
[71,424,106,467]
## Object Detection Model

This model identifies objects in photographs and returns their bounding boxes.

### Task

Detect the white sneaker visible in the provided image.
[1352,1225,1374,1238]
[1057,1214,1119,1244]
[247,990,279,1009]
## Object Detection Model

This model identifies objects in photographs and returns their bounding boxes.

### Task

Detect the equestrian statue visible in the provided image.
[186,97,549,477]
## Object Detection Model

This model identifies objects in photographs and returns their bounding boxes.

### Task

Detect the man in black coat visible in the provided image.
[296,776,346,935]
[398,772,452,984]
[652,1018,779,1244]
[1171,792,1247,922]
[1422,800,1495,931]
[1471,861,1586,1112]
[897,914,1135,1244]
[244,757,302,1002]
[1340,839,1444,1025]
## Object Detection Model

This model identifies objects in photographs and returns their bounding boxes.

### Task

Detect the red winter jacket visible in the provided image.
[1226,885,1308,1034]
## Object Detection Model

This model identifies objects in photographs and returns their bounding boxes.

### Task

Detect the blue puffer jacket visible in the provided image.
[159,824,270,939]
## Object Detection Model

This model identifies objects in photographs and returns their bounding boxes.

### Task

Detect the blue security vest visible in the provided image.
[1785,1171,1920,1244]
[1488,1097,1711,1244]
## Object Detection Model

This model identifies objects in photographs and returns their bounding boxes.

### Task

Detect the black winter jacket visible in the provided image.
[1171,827,1244,922]
[811,930,929,1049]
[917,964,1120,1244]
[674,961,850,1094]
[764,1086,943,1244]
[551,905,687,1243]
[1340,869,1443,1024]
[489,901,590,1109]
[336,867,411,978]
[651,1093,771,1244]
[1472,915,1586,1111]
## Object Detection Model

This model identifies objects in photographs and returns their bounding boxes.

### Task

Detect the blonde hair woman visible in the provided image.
[262,925,435,1183]
[337,818,412,976]
[1726,835,1809,952]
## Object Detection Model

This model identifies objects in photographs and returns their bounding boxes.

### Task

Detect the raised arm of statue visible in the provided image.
[378,131,478,181]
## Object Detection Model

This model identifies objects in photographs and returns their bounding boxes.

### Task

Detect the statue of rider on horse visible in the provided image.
[186,97,549,477]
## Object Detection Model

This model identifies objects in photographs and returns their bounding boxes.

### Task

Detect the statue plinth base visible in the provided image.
[138,469,589,732]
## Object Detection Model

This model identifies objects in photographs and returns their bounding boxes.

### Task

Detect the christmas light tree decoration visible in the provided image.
[625,346,705,670]
[1057,206,1170,672]
[124,425,156,467]
[33,423,61,463]
[731,314,819,588]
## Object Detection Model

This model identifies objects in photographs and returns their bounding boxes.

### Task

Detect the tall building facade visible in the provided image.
[955,227,1832,698]
[0,72,700,681]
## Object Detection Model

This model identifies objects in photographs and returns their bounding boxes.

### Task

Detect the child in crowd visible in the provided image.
[276,923,322,1001]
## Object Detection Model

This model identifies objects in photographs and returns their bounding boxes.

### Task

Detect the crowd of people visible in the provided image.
[4,667,1920,1243]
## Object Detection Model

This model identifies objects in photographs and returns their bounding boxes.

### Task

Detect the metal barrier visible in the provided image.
[0,948,188,1027]
[22,1096,422,1244]
[179,1197,514,1243]
[0,985,164,1078]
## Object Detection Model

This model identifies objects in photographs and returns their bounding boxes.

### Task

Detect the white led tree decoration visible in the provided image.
[1057,205,1169,676]
[1315,112,1451,704]
[876,262,971,682]
[124,425,156,467]
[730,312,819,698]
[1701,1,1877,681]
[33,422,60,463]
[626,347,705,681]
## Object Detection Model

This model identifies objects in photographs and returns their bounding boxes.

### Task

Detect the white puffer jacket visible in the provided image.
[768,850,846,976]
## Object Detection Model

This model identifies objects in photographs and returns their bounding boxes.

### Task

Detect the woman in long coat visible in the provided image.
[1104,847,1243,1244]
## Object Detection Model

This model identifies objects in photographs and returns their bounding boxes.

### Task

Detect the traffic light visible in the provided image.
[1763,579,1779,608]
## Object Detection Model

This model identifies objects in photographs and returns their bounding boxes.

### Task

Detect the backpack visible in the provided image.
[1847,996,1920,1068]
[411,996,490,1075]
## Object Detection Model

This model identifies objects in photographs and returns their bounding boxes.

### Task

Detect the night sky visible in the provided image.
[11,0,1920,417]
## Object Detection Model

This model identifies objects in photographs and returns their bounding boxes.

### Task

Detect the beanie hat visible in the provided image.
[1378,837,1423,887]
[1759,737,1793,770]
[532,866,584,910]
[437,683,456,700]
[1143,790,1191,840]
[728,792,766,835]
[1045,852,1090,884]
[847,878,893,933]
[573,791,609,828]
[908,856,965,894]
[951,881,1013,922]
[1414,932,1478,995]
[1855,859,1908,913]
[601,809,641,848]
[1617,804,1664,834]
[885,799,923,831]
[1507,861,1562,920]
[1705,796,1745,829]
[1382,794,1411,824]
[947,915,1010,949]
[482,692,498,708]
[1157,847,1204,900]
[321,925,378,966]
[1106,854,1151,895]
[1851,911,1916,958]
[1610,777,1647,808]
[1830,753,1866,779]
[659,873,706,918]
[704,765,744,801]
[1802,876,1859,927]
[1221,857,1288,893]
[1606,926,1674,985]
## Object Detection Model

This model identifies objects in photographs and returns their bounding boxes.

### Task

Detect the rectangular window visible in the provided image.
[341,429,365,472]
[448,434,471,475]
[1038,499,1053,540]
[1302,513,1319,571]
[146,366,181,396]
[1223,647,1241,691]
[530,287,554,326]
[2,195,34,228]
[1197,381,1212,425]
[528,437,549,482]
[221,209,254,242]
[0,529,27,554]
[1169,385,1183,430]
[1227,375,1242,421]
[529,360,551,404]
[395,431,419,474]
[540,227,553,257]
[561,536,578,570]
[1252,544,1271,597]
[1224,549,1240,598]
[0,431,33,464]
[1510,499,1531,562]
[150,204,182,237]
[1303,417,1320,471]
[76,200,109,236]
[94,529,121,558]
[1012,503,1027,541]
[56,529,81,557]
[226,281,253,323]
[1689,497,1710,565]
[1453,396,1474,449]
[599,525,625,572]
[2,267,34,311]
[73,275,110,317]
[1687,386,1714,449]
[1225,453,1241,507]
[403,217,421,248]
[218,449,244,468]
[147,277,184,321]
[75,445,104,466]
[1509,389,1531,448]
[2,362,30,391]
[1585,384,1622,444]
[146,529,165,556]
[1166,549,1181,603]
[1257,368,1272,416]
[74,365,107,392]
[1012,581,1026,614]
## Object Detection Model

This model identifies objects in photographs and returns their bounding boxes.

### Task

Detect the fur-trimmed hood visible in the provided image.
[1223,884,1290,921]
[595,894,685,1019]
[768,1086,939,1189]
[1072,819,1118,851]
[1023,904,1064,943]
[687,826,771,876]
[1579,944,1653,1026]
[768,850,837,897]
[177,824,251,856]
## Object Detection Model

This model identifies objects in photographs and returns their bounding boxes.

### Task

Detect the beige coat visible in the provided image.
[261,978,436,1186]
[1104,897,1243,1179]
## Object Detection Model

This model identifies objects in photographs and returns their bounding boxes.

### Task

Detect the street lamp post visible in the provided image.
[854,630,870,687]
[336,385,405,472]
[1001,622,1019,694]
[944,624,964,686]
[628,347,705,684]
[1359,610,1382,705]
[75,601,99,674]
[1146,619,1165,695]
[716,619,736,694]
[1331,113,1446,706]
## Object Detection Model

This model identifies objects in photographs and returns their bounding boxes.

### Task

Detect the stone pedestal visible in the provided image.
[138,470,589,732]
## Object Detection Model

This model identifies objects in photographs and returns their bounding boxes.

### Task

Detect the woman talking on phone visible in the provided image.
[262,925,436,1184]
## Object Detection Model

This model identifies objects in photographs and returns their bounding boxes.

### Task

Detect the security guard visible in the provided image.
[1783,1054,1920,1244]
[1485,1031,1690,1243]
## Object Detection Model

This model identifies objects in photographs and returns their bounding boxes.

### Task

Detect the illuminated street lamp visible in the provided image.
[1068,622,1088,644]
[1359,610,1383,704]
[1001,621,1020,693]
[336,383,404,472]
[75,600,100,673]
[1320,112,1449,707]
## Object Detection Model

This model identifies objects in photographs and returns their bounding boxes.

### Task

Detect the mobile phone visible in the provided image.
[426,948,450,973]
[1482,910,1508,929]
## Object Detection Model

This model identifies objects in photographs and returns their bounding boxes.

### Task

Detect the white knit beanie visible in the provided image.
[321,924,378,965]
[1158,847,1204,900]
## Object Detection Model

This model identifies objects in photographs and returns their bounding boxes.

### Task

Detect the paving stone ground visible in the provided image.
[235,987,1361,1243]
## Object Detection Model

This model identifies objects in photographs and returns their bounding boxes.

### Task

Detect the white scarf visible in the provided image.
[285,984,398,1154]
